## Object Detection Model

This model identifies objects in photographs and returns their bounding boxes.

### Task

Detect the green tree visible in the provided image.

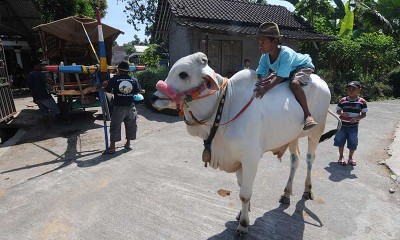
[123,42,137,55]
[131,35,146,45]
[355,0,400,40]
[286,0,347,35]
[120,0,157,36]
[33,0,107,23]
[141,44,161,67]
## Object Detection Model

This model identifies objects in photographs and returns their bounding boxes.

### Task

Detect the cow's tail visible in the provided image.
[319,109,342,143]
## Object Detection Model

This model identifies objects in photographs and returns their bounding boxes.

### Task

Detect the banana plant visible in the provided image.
[355,0,399,38]
[339,1,356,37]
[285,0,346,29]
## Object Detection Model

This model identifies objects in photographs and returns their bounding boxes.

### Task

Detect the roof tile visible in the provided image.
[168,0,306,29]
[155,0,334,41]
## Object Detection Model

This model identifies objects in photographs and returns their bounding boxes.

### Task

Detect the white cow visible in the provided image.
[151,52,339,235]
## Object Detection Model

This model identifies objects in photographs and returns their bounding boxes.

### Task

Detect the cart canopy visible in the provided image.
[33,16,123,65]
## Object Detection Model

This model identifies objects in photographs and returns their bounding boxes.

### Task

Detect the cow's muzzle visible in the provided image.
[150,94,159,105]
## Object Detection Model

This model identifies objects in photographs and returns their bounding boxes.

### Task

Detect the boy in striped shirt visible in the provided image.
[334,81,368,166]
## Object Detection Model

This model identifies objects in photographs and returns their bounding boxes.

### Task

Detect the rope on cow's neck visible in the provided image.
[182,78,228,126]
[184,86,255,127]
[201,91,255,167]
[179,76,255,167]
[202,80,228,167]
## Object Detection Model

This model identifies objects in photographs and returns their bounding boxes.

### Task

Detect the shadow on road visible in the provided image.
[1,108,103,146]
[0,131,102,178]
[1,142,128,181]
[136,103,181,124]
[324,161,357,182]
[209,198,322,240]
[75,147,129,167]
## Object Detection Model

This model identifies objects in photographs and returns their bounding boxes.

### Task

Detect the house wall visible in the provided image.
[190,29,300,74]
[167,21,301,73]
[111,50,127,65]
[169,19,191,65]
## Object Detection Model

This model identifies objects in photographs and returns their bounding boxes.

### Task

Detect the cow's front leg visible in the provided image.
[280,140,299,204]
[303,138,318,200]
[236,159,259,235]
[235,168,251,221]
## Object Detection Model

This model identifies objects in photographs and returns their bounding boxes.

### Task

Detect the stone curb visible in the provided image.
[385,123,400,182]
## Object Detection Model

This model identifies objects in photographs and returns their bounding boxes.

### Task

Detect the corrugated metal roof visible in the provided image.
[0,0,42,38]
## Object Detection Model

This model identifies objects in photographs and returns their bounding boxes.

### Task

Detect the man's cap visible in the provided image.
[347,81,362,88]
[118,60,130,71]
[255,22,283,39]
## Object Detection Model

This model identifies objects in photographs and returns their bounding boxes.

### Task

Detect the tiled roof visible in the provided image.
[155,0,335,41]
[177,20,332,41]
[169,0,305,29]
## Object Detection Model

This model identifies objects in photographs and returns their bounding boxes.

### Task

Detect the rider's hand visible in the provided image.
[255,81,272,99]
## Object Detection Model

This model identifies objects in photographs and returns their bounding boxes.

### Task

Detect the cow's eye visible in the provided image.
[179,72,189,79]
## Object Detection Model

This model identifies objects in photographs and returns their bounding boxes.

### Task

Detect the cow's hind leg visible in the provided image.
[303,137,318,200]
[280,139,300,205]
[235,159,259,235]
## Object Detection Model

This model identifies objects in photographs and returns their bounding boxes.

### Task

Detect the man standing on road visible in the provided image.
[103,61,141,154]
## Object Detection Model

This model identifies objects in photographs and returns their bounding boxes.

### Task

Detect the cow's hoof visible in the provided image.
[302,192,314,200]
[234,229,248,240]
[279,195,290,204]
[236,211,241,221]
[234,225,248,239]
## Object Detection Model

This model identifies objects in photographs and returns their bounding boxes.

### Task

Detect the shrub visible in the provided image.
[141,44,161,67]
[317,32,398,101]
[135,66,178,115]
[136,66,169,92]
[389,66,400,98]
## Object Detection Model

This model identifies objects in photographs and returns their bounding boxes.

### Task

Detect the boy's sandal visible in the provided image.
[102,148,116,155]
[338,158,346,166]
[348,159,357,166]
[303,118,318,130]
[124,144,132,150]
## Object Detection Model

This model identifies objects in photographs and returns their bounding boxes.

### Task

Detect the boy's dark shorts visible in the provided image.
[334,125,359,150]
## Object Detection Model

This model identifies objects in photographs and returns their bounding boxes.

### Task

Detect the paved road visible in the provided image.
[0,97,399,240]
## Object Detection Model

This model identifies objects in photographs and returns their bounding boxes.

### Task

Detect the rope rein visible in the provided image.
[183,78,255,127]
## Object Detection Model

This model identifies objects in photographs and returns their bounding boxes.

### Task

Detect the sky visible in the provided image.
[103,0,295,46]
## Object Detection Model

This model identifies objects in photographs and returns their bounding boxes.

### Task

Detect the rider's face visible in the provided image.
[257,37,277,54]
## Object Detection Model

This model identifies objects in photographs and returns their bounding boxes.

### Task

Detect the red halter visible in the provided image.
[155,80,221,114]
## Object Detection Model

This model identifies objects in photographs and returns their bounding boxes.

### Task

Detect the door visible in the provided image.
[200,39,242,77]
[221,40,242,77]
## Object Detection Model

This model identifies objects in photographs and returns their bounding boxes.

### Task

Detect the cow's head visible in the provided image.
[151,52,220,110]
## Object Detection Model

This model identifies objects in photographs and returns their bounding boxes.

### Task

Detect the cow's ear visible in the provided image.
[203,75,219,90]
[196,52,208,66]
[202,68,219,91]
[200,56,208,66]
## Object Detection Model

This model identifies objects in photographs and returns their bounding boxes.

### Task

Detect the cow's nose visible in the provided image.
[150,94,159,105]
